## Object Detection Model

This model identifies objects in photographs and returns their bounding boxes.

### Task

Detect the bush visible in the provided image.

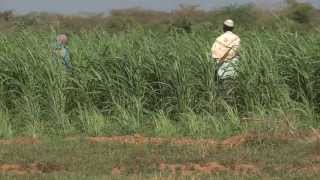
[0,2,319,32]
[285,0,315,24]
[0,10,13,22]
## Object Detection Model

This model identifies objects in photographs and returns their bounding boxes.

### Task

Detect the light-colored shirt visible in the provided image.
[211,31,240,61]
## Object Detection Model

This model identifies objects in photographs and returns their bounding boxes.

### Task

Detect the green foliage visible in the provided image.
[1,1,319,32]
[0,20,320,137]
[153,111,177,137]
[0,108,13,138]
[169,17,192,33]
[215,4,259,27]
[107,16,140,32]
[78,105,108,136]
[285,0,315,24]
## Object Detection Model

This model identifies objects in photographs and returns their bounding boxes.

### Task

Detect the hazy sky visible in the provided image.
[0,0,319,14]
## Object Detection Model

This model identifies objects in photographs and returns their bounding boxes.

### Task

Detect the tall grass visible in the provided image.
[0,27,319,137]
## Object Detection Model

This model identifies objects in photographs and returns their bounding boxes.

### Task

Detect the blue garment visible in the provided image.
[52,43,71,70]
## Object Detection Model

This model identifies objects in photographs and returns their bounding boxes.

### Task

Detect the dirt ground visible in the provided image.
[0,163,63,175]
[1,130,320,179]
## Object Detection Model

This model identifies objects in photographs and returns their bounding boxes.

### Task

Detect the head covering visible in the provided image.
[57,34,68,45]
[224,19,234,28]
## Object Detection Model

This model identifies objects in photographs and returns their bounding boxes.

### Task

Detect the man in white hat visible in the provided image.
[211,19,240,80]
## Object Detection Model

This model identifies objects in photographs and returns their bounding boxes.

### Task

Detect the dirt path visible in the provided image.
[1,130,320,176]
[0,137,39,145]
[2,129,320,147]
[157,162,261,176]
[86,130,320,147]
[0,163,64,175]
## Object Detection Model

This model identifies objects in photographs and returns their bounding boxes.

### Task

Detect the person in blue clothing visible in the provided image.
[52,34,71,70]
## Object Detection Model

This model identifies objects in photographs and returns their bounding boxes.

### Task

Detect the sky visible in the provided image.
[0,0,319,14]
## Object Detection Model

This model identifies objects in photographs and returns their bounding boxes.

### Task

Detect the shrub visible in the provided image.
[285,0,315,24]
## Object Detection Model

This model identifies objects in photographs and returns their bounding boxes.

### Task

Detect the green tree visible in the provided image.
[286,0,315,24]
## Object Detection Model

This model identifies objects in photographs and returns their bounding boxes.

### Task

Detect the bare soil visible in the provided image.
[1,130,320,176]
[0,163,64,175]
[0,137,39,145]
[87,134,217,146]
[158,162,260,176]
[3,130,320,147]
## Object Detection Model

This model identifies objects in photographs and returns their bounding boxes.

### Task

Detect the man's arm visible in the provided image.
[231,38,240,54]
[220,37,240,62]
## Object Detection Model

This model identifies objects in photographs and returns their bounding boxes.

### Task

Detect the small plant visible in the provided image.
[0,108,13,138]
[179,112,207,138]
[153,111,177,137]
[78,105,107,136]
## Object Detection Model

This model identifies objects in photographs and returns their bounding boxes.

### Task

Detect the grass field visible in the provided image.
[1,28,320,137]
[1,131,320,179]
[1,21,320,178]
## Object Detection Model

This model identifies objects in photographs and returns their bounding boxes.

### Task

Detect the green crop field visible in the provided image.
[0,28,319,138]
[0,27,320,179]
[1,1,320,178]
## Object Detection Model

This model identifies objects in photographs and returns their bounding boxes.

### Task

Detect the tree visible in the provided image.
[0,10,13,22]
[285,0,315,24]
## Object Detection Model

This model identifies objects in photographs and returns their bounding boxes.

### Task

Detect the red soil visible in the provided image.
[0,163,63,175]
[0,137,39,145]
[87,134,217,146]
[2,129,320,147]
[158,162,260,176]
[87,132,259,149]
[111,166,126,176]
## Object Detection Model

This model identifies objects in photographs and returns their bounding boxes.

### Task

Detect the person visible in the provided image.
[52,34,71,70]
[211,19,241,105]
[211,19,240,80]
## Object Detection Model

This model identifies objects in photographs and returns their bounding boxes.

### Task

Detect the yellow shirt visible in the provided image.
[211,31,240,61]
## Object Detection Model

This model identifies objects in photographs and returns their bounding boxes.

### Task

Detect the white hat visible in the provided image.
[224,19,234,28]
